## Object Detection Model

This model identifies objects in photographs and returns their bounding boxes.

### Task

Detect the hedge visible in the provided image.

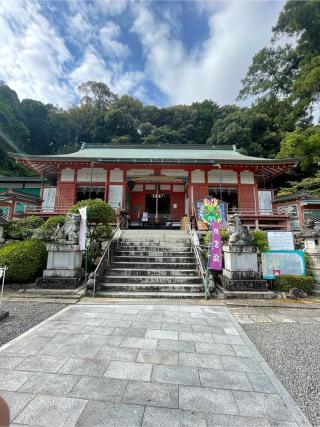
[274,275,314,293]
[6,216,44,240]
[68,199,115,225]
[0,239,47,283]
[35,215,66,241]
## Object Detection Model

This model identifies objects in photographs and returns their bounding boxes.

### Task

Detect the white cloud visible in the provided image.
[99,22,130,59]
[0,0,74,105]
[69,47,145,98]
[131,1,285,106]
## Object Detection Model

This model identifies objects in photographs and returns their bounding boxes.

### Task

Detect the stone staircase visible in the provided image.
[95,230,204,298]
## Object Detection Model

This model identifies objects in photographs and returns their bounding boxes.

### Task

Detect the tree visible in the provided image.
[20,99,51,154]
[277,171,320,198]
[239,1,320,118]
[77,81,117,111]
[105,109,139,142]
[142,125,182,145]
[277,126,320,173]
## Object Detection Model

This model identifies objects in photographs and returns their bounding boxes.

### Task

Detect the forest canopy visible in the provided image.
[0,1,319,197]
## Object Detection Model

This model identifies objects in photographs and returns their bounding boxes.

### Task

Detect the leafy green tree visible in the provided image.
[239,0,320,120]
[277,171,320,198]
[20,99,51,154]
[77,81,117,111]
[105,109,139,142]
[142,125,182,145]
[277,126,320,173]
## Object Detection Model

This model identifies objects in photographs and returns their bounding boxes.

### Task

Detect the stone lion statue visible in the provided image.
[52,213,80,244]
[228,214,253,246]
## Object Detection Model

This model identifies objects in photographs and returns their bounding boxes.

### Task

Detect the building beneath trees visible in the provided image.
[11,144,299,229]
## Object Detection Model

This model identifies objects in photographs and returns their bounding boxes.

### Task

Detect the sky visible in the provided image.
[0,0,285,108]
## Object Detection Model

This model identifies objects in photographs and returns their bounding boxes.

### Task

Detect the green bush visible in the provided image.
[91,224,113,240]
[34,215,66,241]
[274,275,314,293]
[252,230,269,252]
[6,216,45,240]
[69,199,115,225]
[0,239,47,282]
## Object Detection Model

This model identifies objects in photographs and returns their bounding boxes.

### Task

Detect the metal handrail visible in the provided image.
[91,217,124,297]
[186,220,208,298]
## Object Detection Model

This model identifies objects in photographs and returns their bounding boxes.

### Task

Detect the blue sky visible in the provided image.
[0,0,285,108]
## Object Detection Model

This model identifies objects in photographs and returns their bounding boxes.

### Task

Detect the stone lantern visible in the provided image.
[303,220,320,291]
[0,215,8,246]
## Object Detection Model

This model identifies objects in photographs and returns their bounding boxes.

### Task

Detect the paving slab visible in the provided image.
[69,376,127,401]
[142,406,207,427]
[0,303,311,427]
[104,360,153,381]
[76,400,144,426]
[122,380,178,408]
[14,395,87,427]
[19,372,79,396]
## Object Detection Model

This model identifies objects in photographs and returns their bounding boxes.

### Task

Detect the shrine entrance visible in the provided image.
[145,193,171,217]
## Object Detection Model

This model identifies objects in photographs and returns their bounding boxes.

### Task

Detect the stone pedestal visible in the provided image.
[221,245,268,291]
[36,244,83,289]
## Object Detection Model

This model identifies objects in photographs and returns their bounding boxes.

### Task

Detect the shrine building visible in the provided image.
[11,144,299,229]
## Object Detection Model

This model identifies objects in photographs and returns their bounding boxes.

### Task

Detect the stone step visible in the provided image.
[92,290,204,299]
[116,250,193,256]
[216,284,276,300]
[105,269,199,277]
[112,256,195,263]
[120,236,189,241]
[100,283,203,292]
[111,262,197,269]
[119,242,191,248]
[102,275,202,284]
[117,246,191,252]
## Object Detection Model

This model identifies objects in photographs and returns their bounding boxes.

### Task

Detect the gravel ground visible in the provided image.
[243,321,320,426]
[0,301,65,346]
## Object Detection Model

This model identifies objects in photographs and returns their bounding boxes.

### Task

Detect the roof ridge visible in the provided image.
[79,144,236,151]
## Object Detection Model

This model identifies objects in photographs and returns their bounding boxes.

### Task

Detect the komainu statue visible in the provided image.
[52,213,80,245]
[228,214,254,246]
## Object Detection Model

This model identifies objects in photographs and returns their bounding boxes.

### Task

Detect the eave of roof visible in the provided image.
[10,144,300,165]
[0,176,43,183]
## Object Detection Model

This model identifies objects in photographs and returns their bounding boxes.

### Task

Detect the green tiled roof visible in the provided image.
[10,144,299,165]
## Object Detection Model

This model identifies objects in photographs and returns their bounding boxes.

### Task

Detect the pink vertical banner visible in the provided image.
[210,221,222,270]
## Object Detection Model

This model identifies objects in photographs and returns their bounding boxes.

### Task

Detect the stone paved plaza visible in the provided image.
[0,303,310,426]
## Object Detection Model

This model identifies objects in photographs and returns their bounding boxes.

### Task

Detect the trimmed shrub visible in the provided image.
[0,239,47,282]
[6,216,44,240]
[68,199,115,225]
[91,224,113,240]
[34,215,66,241]
[274,275,314,294]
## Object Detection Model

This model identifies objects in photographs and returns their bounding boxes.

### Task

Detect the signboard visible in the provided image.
[41,188,57,212]
[194,197,227,230]
[258,191,272,215]
[108,185,123,209]
[262,250,306,279]
[210,221,222,270]
[78,207,87,251]
[267,231,294,251]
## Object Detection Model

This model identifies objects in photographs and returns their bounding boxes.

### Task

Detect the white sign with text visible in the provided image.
[267,231,294,251]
